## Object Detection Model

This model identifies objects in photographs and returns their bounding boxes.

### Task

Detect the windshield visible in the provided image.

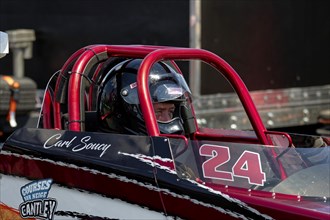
[169,137,330,198]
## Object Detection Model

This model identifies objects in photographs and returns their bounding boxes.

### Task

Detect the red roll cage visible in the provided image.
[43,45,292,147]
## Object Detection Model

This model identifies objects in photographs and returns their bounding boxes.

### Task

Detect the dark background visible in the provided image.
[0,0,329,94]
[202,0,330,93]
[0,0,190,88]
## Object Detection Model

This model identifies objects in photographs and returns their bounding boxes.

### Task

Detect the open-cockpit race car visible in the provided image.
[0,45,329,219]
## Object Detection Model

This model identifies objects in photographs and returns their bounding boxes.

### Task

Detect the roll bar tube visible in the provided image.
[137,48,270,145]
[67,45,163,131]
[68,45,109,131]
[54,46,88,129]
[63,45,269,145]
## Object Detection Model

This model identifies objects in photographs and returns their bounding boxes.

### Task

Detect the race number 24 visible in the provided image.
[199,144,266,186]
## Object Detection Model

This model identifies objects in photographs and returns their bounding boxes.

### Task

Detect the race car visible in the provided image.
[0,45,329,219]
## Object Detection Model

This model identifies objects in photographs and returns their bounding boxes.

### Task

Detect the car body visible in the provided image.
[0,45,329,219]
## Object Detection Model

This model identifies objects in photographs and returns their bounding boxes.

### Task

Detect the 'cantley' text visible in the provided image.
[43,134,111,157]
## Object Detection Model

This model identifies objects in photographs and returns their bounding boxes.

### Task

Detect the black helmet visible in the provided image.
[97,59,192,135]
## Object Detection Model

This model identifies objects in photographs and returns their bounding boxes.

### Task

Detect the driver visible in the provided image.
[97,58,193,135]
[154,102,175,122]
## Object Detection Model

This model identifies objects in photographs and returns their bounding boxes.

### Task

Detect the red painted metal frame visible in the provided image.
[68,45,158,131]
[137,48,269,145]
[68,46,105,131]
[54,47,88,129]
[54,45,269,145]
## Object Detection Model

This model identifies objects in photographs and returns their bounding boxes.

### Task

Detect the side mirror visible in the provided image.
[0,31,9,59]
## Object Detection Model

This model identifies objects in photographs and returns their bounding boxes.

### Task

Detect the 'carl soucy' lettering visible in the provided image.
[43,134,111,157]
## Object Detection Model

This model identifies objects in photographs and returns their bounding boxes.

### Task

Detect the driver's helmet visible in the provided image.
[97,58,192,135]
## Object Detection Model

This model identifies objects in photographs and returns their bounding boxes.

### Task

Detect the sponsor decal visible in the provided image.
[43,134,111,157]
[129,81,137,89]
[19,179,57,220]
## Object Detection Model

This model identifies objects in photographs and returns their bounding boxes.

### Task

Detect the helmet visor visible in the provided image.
[121,72,191,105]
